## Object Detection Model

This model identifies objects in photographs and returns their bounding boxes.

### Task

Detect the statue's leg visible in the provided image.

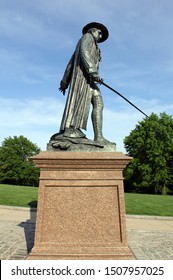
[91,89,104,141]
[91,89,112,144]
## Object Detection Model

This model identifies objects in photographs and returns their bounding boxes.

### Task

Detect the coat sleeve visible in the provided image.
[80,33,98,75]
[61,53,75,87]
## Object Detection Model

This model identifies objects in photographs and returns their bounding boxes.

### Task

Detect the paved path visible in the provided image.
[0,206,173,260]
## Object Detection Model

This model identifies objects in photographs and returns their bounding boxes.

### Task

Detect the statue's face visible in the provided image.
[92,29,102,42]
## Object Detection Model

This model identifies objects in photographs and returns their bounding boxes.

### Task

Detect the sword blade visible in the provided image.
[101,80,148,118]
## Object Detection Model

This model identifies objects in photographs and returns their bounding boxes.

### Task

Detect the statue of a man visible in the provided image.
[58,22,110,144]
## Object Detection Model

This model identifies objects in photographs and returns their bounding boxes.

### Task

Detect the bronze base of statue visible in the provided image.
[48,132,116,152]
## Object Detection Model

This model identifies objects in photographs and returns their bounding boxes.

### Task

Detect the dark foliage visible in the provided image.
[0,135,41,186]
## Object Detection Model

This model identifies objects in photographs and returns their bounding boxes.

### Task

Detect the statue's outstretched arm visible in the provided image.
[59,53,74,95]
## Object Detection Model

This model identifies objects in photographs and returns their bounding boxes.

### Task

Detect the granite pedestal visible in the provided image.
[28,151,134,259]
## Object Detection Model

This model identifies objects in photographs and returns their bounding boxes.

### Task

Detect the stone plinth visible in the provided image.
[28,151,134,259]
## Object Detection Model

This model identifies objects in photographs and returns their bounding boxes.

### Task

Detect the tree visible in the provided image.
[0,135,41,186]
[124,113,173,194]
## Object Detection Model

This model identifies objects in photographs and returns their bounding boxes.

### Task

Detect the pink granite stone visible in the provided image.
[28,151,134,259]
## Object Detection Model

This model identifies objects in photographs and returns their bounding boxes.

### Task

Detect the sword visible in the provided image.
[100,80,149,118]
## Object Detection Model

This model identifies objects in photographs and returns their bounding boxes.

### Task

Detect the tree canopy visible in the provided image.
[0,135,41,186]
[124,113,173,194]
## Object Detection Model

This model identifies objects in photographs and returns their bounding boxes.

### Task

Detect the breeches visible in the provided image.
[91,88,104,110]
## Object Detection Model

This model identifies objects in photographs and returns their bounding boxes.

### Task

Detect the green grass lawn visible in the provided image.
[0,184,173,216]
[0,184,38,208]
[125,193,173,216]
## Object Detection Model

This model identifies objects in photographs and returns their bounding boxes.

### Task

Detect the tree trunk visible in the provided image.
[162,184,167,195]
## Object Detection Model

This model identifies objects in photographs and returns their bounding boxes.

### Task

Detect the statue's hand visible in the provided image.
[90,73,103,83]
[59,80,68,95]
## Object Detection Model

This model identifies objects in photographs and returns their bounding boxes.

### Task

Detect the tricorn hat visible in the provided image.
[82,22,109,43]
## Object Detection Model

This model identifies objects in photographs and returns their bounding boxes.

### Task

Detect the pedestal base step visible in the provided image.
[28,245,135,260]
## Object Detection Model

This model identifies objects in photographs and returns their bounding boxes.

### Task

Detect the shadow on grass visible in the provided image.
[18,201,37,253]
[28,200,37,208]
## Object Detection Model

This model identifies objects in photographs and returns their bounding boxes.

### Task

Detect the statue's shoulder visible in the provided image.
[80,33,94,47]
[82,33,93,41]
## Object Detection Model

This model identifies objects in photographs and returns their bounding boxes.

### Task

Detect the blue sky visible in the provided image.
[1,0,173,152]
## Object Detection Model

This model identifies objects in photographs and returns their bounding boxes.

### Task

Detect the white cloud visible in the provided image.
[0,97,64,149]
[0,97,64,127]
[0,48,58,85]
[1,95,173,152]
[0,2,74,50]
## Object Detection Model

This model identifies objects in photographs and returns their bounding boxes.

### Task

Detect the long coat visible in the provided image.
[60,33,101,131]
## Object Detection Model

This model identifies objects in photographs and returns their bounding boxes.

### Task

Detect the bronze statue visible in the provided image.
[49,22,115,151]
